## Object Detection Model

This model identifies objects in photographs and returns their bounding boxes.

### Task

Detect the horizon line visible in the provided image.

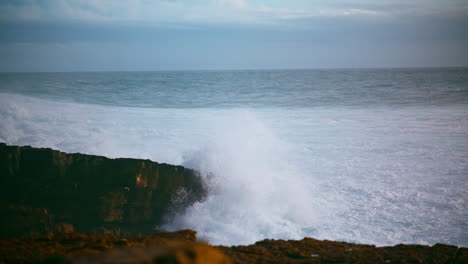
[1,65,468,74]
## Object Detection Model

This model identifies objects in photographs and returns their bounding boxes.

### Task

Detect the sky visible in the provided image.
[0,0,467,71]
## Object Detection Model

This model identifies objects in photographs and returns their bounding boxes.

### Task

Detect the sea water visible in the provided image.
[0,68,467,246]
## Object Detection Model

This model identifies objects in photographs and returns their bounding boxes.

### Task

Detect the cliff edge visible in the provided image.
[0,230,466,264]
[0,143,206,237]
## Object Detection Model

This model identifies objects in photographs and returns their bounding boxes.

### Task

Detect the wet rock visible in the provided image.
[0,143,206,238]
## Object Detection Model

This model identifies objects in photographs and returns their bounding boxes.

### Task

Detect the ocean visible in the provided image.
[0,68,467,247]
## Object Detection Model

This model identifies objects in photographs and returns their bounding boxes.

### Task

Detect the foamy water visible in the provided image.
[0,69,467,246]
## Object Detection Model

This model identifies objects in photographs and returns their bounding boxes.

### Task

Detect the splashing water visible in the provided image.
[165,111,326,245]
[0,69,467,247]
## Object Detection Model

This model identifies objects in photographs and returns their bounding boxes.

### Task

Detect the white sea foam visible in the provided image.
[166,112,328,245]
[0,92,467,247]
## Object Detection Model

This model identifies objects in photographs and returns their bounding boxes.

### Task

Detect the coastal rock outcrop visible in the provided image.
[219,237,467,264]
[0,143,466,264]
[0,230,465,264]
[0,143,206,238]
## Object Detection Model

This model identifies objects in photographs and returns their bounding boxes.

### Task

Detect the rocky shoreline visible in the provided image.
[0,143,466,263]
[1,230,466,264]
[0,143,206,237]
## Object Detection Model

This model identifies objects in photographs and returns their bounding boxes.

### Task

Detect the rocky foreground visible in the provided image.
[1,230,466,264]
[0,143,466,263]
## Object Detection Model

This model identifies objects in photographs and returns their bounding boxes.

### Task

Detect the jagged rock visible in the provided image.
[0,231,465,264]
[0,143,206,238]
[218,237,466,264]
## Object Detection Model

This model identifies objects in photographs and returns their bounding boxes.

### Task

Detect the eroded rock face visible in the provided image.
[0,143,206,238]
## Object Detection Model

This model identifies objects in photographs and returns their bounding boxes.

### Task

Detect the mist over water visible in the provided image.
[167,112,323,245]
[0,68,467,246]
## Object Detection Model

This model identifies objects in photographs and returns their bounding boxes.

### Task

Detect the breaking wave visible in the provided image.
[1,92,467,247]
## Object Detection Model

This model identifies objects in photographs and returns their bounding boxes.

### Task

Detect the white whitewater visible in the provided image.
[0,93,467,246]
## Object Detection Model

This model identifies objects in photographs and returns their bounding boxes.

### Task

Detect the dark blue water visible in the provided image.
[1,68,467,108]
[0,68,467,246]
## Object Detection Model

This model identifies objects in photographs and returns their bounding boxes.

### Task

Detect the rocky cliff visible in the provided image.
[0,143,206,238]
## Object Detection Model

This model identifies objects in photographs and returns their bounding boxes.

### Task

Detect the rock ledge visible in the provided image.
[0,143,206,237]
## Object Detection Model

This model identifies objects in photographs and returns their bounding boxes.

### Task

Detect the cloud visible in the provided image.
[0,0,186,22]
[343,8,379,16]
[1,1,467,71]
[326,0,468,18]
[0,0,396,25]
[0,0,467,34]
[0,1,43,20]
[212,0,248,9]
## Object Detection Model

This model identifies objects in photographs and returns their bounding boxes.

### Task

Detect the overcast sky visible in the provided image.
[0,0,467,71]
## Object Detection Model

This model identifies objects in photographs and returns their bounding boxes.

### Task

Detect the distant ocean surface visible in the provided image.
[0,68,467,247]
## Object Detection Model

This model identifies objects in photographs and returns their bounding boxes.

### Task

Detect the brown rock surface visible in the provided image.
[0,143,206,237]
[219,237,467,264]
[0,231,465,264]
[0,230,232,264]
